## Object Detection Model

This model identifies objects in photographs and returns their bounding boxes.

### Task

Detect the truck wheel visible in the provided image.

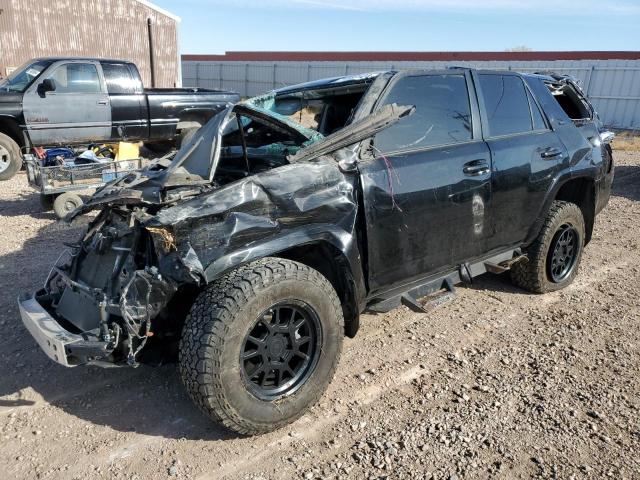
[0,132,22,181]
[511,201,585,293]
[53,192,83,219]
[179,258,344,435]
[39,194,56,212]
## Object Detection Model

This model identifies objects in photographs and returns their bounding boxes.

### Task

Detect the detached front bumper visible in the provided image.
[18,293,110,367]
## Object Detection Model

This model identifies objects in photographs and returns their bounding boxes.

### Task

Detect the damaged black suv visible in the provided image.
[19,69,614,435]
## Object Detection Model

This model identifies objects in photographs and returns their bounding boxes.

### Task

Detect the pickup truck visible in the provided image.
[19,68,614,435]
[0,57,239,180]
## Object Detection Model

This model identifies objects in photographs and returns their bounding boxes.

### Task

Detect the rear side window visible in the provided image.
[479,74,533,137]
[374,74,472,153]
[102,63,138,94]
[527,89,547,131]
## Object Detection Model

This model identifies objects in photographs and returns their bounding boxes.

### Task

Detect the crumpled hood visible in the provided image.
[66,100,414,221]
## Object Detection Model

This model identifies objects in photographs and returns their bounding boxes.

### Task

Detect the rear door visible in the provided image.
[23,60,111,145]
[473,72,568,250]
[359,71,492,294]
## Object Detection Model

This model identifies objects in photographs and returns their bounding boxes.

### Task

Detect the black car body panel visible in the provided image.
[18,68,614,367]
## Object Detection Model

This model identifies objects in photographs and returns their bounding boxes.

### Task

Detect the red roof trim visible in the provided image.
[182,51,640,62]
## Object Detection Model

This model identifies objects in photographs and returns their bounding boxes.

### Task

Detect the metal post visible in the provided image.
[585,66,596,96]
[195,63,200,88]
[147,18,156,87]
[245,63,249,97]
[307,64,311,81]
[273,63,277,90]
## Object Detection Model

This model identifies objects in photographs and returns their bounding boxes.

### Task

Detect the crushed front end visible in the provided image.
[19,204,196,367]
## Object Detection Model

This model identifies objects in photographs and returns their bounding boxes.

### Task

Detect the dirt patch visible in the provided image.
[0,150,638,480]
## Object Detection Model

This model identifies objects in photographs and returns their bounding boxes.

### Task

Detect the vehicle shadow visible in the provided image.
[0,190,58,219]
[0,216,236,442]
[611,165,640,202]
[466,271,524,295]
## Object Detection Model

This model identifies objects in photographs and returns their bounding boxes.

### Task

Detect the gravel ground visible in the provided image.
[0,150,638,480]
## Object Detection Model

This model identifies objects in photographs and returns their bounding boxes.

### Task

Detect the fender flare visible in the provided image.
[524,168,598,246]
[203,226,367,311]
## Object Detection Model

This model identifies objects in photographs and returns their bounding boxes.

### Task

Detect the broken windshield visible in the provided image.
[164,103,324,184]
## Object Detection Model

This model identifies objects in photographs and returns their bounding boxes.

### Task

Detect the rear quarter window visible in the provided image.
[102,63,138,94]
[373,74,473,153]
[479,74,533,137]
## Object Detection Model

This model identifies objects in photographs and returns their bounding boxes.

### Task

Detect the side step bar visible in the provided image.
[400,277,456,314]
[367,249,522,314]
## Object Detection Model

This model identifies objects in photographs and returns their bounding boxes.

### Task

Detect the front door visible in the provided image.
[359,72,491,295]
[23,61,111,145]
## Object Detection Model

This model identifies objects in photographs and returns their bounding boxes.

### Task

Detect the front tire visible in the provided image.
[511,200,585,293]
[179,258,344,435]
[0,132,22,181]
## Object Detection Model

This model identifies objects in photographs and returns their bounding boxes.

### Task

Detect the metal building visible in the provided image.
[0,0,181,87]
[182,51,640,129]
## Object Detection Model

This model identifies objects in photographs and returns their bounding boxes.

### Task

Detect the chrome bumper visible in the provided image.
[19,293,86,367]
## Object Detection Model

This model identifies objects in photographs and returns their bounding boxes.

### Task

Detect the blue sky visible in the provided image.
[152,0,640,54]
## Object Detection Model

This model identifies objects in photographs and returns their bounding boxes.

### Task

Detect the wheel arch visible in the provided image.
[203,232,366,338]
[525,172,597,247]
[0,116,25,148]
[554,176,596,245]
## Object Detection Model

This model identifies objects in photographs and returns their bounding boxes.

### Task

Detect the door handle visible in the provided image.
[463,160,490,176]
[97,99,109,106]
[540,147,563,159]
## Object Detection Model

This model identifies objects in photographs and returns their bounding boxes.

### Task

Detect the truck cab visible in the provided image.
[0,57,239,180]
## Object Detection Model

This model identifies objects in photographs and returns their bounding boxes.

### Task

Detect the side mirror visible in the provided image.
[37,78,56,96]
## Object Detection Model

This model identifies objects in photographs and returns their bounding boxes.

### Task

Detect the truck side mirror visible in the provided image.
[37,78,57,96]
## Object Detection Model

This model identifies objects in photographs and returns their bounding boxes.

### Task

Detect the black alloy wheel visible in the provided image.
[547,224,579,283]
[241,301,321,400]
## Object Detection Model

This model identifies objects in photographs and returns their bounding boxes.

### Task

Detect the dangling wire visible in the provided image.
[372,146,403,212]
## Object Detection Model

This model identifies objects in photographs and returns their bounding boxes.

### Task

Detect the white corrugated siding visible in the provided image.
[182,59,640,129]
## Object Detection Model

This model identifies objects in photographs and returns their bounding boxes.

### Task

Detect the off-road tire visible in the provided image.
[0,132,22,181]
[511,200,585,293]
[53,192,83,219]
[179,258,344,435]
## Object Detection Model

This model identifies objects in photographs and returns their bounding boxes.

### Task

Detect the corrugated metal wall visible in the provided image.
[182,59,640,129]
[0,0,179,87]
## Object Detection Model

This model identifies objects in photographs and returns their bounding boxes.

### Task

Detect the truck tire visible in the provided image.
[53,192,83,219]
[179,257,344,435]
[511,200,585,293]
[0,132,22,181]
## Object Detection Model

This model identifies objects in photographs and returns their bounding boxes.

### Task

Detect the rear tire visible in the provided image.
[179,258,344,435]
[0,132,22,181]
[511,200,585,293]
[53,192,83,219]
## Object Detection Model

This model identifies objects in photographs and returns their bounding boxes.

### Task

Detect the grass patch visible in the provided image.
[612,131,640,152]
